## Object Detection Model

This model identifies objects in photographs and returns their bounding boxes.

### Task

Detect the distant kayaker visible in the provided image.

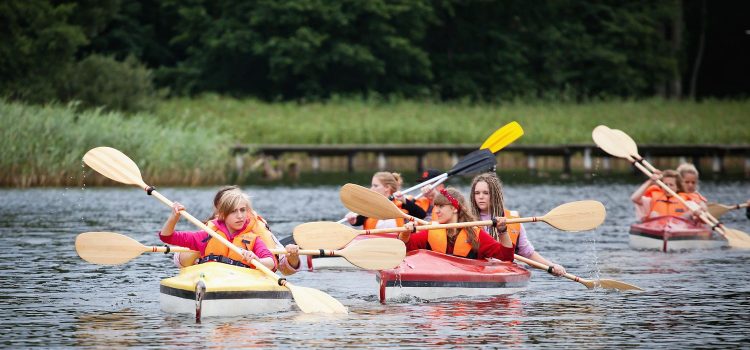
[159,187,279,271]
[469,173,567,277]
[630,169,695,221]
[345,171,427,229]
[398,187,515,261]
[414,168,445,220]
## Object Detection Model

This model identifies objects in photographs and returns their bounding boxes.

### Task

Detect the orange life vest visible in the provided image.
[685,192,707,204]
[203,214,279,268]
[643,184,662,198]
[504,210,521,248]
[427,228,474,257]
[363,199,408,230]
[415,197,438,221]
[649,191,690,217]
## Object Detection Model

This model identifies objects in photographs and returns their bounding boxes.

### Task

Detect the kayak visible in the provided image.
[160,262,292,318]
[629,216,727,252]
[376,249,530,302]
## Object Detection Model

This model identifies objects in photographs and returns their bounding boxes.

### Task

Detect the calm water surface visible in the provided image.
[1,182,749,348]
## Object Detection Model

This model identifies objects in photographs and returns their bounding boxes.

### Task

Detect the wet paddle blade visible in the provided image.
[591,125,630,159]
[446,148,497,176]
[340,183,407,220]
[75,231,147,265]
[286,284,348,314]
[723,228,750,249]
[293,221,359,250]
[83,147,148,188]
[480,121,524,153]
[541,200,606,232]
[340,238,406,270]
[596,279,644,291]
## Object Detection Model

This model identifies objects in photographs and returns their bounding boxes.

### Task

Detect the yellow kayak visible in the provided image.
[160,262,292,318]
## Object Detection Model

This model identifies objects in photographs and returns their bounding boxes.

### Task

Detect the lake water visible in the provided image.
[1,181,749,348]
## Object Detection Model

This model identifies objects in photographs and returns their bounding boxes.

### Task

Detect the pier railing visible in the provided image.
[231,144,750,178]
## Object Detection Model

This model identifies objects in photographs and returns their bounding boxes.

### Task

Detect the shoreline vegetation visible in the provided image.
[3,96,749,187]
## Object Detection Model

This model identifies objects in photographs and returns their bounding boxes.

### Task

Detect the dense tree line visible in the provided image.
[1,0,746,110]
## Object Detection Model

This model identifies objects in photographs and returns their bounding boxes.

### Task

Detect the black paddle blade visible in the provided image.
[447,149,497,176]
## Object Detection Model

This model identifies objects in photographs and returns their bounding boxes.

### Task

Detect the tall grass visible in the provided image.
[155,95,750,145]
[0,100,228,187]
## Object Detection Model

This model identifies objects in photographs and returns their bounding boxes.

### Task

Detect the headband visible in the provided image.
[439,188,460,211]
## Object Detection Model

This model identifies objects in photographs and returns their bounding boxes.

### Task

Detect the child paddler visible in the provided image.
[397,187,514,261]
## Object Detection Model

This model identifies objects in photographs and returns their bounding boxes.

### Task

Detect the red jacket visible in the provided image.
[405,228,514,261]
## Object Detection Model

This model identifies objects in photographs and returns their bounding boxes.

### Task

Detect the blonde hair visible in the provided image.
[469,173,505,240]
[676,163,699,178]
[373,172,402,194]
[662,169,685,193]
[215,188,252,220]
[433,187,479,252]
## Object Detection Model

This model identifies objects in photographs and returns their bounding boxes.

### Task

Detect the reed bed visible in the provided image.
[0,100,228,187]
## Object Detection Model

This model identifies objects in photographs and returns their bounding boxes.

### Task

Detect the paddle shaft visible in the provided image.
[355,216,543,235]
[414,176,448,200]
[513,254,590,285]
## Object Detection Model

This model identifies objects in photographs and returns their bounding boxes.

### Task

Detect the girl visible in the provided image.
[160,188,276,270]
[398,187,514,261]
[631,169,692,221]
[171,186,301,275]
[345,171,426,229]
[470,173,566,276]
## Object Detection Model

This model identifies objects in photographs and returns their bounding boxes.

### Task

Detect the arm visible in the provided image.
[160,202,184,237]
[277,244,301,276]
[242,239,276,271]
[477,230,514,261]
[631,179,653,205]
[402,198,427,219]
[397,224,429,251]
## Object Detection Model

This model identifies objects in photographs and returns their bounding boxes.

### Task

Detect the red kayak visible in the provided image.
[376,249,530,303]
[629,216,726,252]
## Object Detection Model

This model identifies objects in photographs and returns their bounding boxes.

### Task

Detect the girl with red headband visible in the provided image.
[397,187,514,261]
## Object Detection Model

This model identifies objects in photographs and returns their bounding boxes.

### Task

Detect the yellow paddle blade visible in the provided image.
[293,221,359,250]
[480,121,524,153]
[723,228,750,249]
[339,238,406,270]
[707,203,732,218]
[75,232,147,265]
[83,147,148,188]
[340,183,406,220]
[540,200,606,232]
[286,283,348,314]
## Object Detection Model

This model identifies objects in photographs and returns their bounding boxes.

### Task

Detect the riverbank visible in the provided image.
[2,97,749,187]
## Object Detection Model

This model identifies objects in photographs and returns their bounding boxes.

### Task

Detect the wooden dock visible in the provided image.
[231,144,750,178]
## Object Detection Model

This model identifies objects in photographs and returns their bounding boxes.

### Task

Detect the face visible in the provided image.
[682,173,698,193]
[662,177,678,194]
[222,204,249,232]
[370,177,390,197]
[433,204,458,224]
[473,181,491,213]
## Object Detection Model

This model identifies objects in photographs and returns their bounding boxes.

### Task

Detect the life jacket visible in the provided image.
[504,210,522,249]
[363,199,408,230]
[685,192,707,204]
[649,191,690,217]
[202,214,279,268]
[427,228,475,258]
[643,185,662,198]
[415,197,437,221]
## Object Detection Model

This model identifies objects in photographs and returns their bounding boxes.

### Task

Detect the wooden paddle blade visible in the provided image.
[83,147,148,188]
[480,121,524,153]
[286,283,348,314]
[706,203,733,218]
[541,200,606,231]
[591,125,630,159]
[75,232,147,265]
[609,128,640,158]
[596,279,644,291]
[339,238,406,270]
[723,228,750,249]
[293,221,359,250]
[446,148,496,176]
[340,183,406,220]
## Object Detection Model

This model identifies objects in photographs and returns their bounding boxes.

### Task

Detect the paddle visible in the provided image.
[592,126,750,249]
[707,202,749,219]
[512,255,643,291]
[83,146,348,314]
[75,231,406,270]
[398,148,497,196]
[295,200,606,250]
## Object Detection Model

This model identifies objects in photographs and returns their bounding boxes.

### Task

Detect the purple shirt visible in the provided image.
[479,212,535,257]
